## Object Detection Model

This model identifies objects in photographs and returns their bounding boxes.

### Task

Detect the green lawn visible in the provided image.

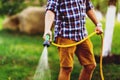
[0,17,120,80]
[0,16,4,30]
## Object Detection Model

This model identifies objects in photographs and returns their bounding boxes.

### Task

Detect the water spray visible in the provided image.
[33,34,51,80]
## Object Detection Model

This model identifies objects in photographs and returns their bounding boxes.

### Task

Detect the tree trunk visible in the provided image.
[108,0,117,6]
[102,0,117,57]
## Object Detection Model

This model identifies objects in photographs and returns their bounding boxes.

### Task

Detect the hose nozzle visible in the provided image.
[43,34,50,47]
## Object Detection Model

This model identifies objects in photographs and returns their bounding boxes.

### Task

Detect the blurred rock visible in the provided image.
[2,6,46,34]
[18,6,45,34]
[2,15,19,31]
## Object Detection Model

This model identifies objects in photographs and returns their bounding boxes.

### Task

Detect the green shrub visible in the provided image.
[0,0,25,16]
[0,0,47,16]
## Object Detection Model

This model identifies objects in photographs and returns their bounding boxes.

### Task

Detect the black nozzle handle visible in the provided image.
[43,34,50,47]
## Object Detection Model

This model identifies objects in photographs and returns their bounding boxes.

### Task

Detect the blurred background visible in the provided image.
[0,0,120,80]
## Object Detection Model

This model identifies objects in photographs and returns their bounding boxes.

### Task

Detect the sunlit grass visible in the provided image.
[112,21,120,54]
[0,16,4,30]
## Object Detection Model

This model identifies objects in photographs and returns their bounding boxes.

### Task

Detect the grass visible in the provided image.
[0,17,120,80]
[0,16,5,30]
[112,21,120,54]
[0,31,43,80]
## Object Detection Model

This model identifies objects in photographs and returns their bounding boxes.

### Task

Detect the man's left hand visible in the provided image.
[95,23,103,35]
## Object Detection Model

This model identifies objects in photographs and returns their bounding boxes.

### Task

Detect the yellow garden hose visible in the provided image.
[52,32,96,47]
[51,31,104,80]
[100,34,104,80]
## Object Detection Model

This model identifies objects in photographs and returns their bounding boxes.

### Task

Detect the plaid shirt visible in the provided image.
[47,0,94,41]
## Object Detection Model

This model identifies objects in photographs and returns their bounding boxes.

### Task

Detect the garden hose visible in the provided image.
[52,31,104,80]
[51,32,96,47]
[100,34,104,80]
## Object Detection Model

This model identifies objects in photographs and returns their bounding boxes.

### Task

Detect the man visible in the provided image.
[43,0,103,80]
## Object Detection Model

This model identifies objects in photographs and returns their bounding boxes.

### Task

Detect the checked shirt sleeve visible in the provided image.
[86,1,94,12]
[46,0,59,13]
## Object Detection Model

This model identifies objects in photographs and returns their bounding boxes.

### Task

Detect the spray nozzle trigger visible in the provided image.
[43,34,50,47]
[46,34,50,41]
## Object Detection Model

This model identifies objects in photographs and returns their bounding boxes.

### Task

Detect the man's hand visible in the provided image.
[43,30,52,42]
[95,23,103,35]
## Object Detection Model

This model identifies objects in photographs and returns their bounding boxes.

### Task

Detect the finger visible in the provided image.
[97,31,103,35]
[50,35,52,42]
[43,33,46,40]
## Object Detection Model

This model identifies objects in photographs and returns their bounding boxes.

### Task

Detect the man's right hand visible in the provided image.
[43,30,52,42]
